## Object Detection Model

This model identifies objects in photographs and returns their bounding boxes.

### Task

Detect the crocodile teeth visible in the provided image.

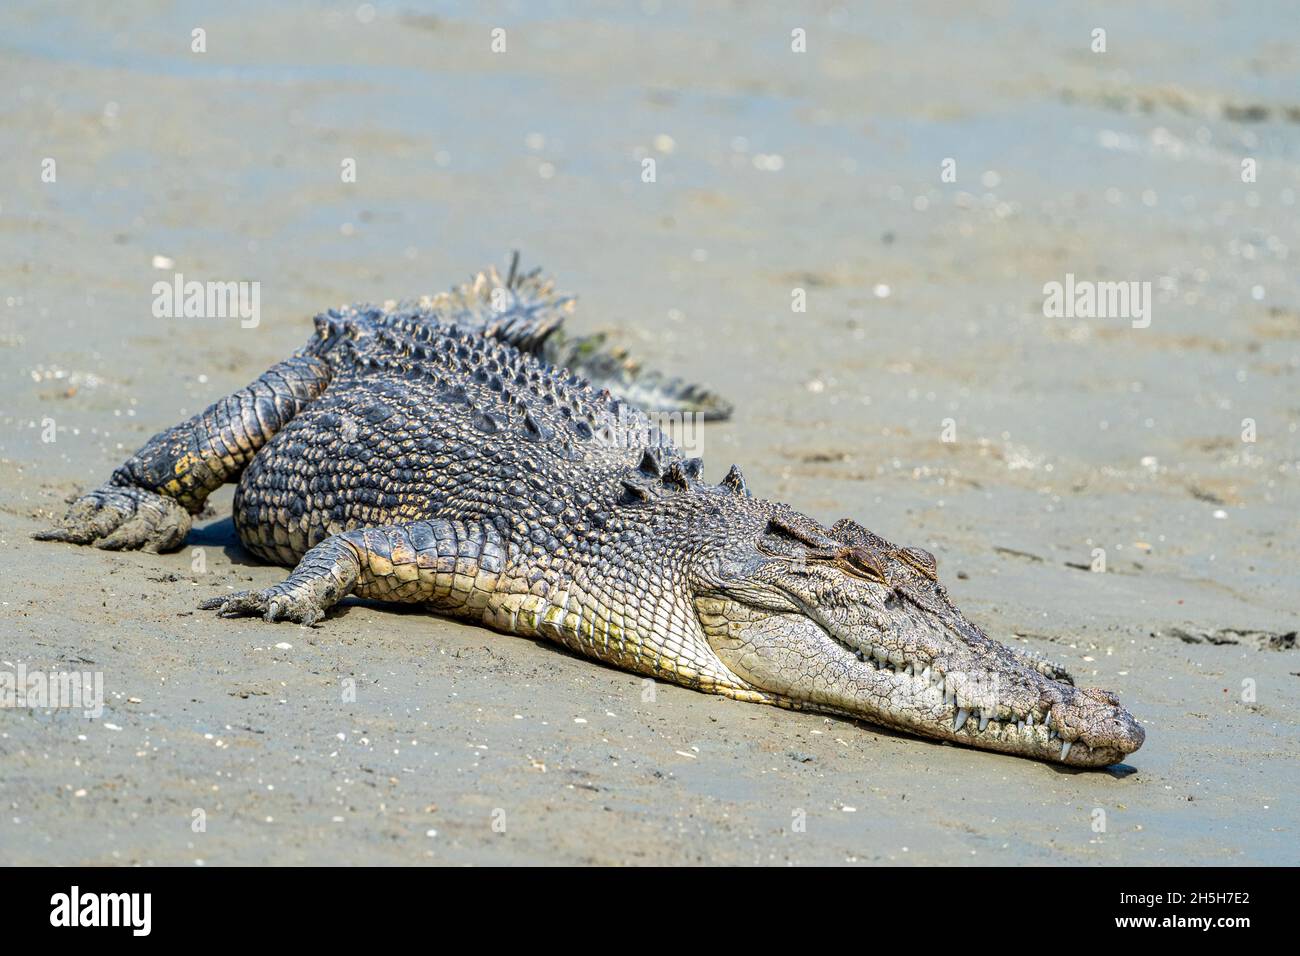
[953,708,970,732]
[920,666,932,684]
[1060,740,1072,761]
[856,649,866,663]
[943,683,956,706]
[1017,720,1026,733]
[978,713,990,733]
[1026,712,1033,727]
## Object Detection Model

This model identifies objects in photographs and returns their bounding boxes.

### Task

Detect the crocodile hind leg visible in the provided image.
[34,354,331,552]
[200,519,506,625]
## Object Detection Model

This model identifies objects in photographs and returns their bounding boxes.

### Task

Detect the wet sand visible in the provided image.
[1,1,1297,864]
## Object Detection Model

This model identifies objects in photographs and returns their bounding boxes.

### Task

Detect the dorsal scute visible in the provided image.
[637,447,663,477]
[722,463,749,496]
[663,460,690,491]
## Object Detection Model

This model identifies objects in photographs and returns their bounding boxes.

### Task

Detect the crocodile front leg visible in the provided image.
[34,355,331,552]
[200,519,506,625]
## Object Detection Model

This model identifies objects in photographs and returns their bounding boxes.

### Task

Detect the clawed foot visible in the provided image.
[201,534,359,627]
[199,587,328,626]
[33,484,191,552]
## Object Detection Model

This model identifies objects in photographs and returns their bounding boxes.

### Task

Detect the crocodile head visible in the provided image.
[690,499,1145,768]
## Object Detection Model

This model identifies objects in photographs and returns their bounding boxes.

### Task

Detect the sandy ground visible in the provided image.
[1,1,1297,865]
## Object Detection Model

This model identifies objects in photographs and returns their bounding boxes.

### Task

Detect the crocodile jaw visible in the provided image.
[696,595,1145,768]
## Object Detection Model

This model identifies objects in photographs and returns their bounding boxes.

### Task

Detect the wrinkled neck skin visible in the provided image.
[613,487,1144,769]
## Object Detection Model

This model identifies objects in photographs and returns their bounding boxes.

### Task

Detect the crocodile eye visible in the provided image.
[898,546,938,580]
[836,546,889,585]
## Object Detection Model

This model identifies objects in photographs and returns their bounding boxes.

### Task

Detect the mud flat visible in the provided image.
[1,2,1296,864]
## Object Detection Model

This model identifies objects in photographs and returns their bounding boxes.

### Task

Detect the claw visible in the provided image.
[202,588,327,627]
[96,523,148,550]
[34,485,191,552]
[32,527,85,544]
[199,590,269,618]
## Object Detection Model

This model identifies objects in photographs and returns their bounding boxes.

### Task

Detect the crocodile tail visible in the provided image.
[542,331,735,422]
[401,252,733,421]
[415,252,577,352]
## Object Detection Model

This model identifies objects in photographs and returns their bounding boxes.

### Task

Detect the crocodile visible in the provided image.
[34,259,1144,768]
[376,253,733,421]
